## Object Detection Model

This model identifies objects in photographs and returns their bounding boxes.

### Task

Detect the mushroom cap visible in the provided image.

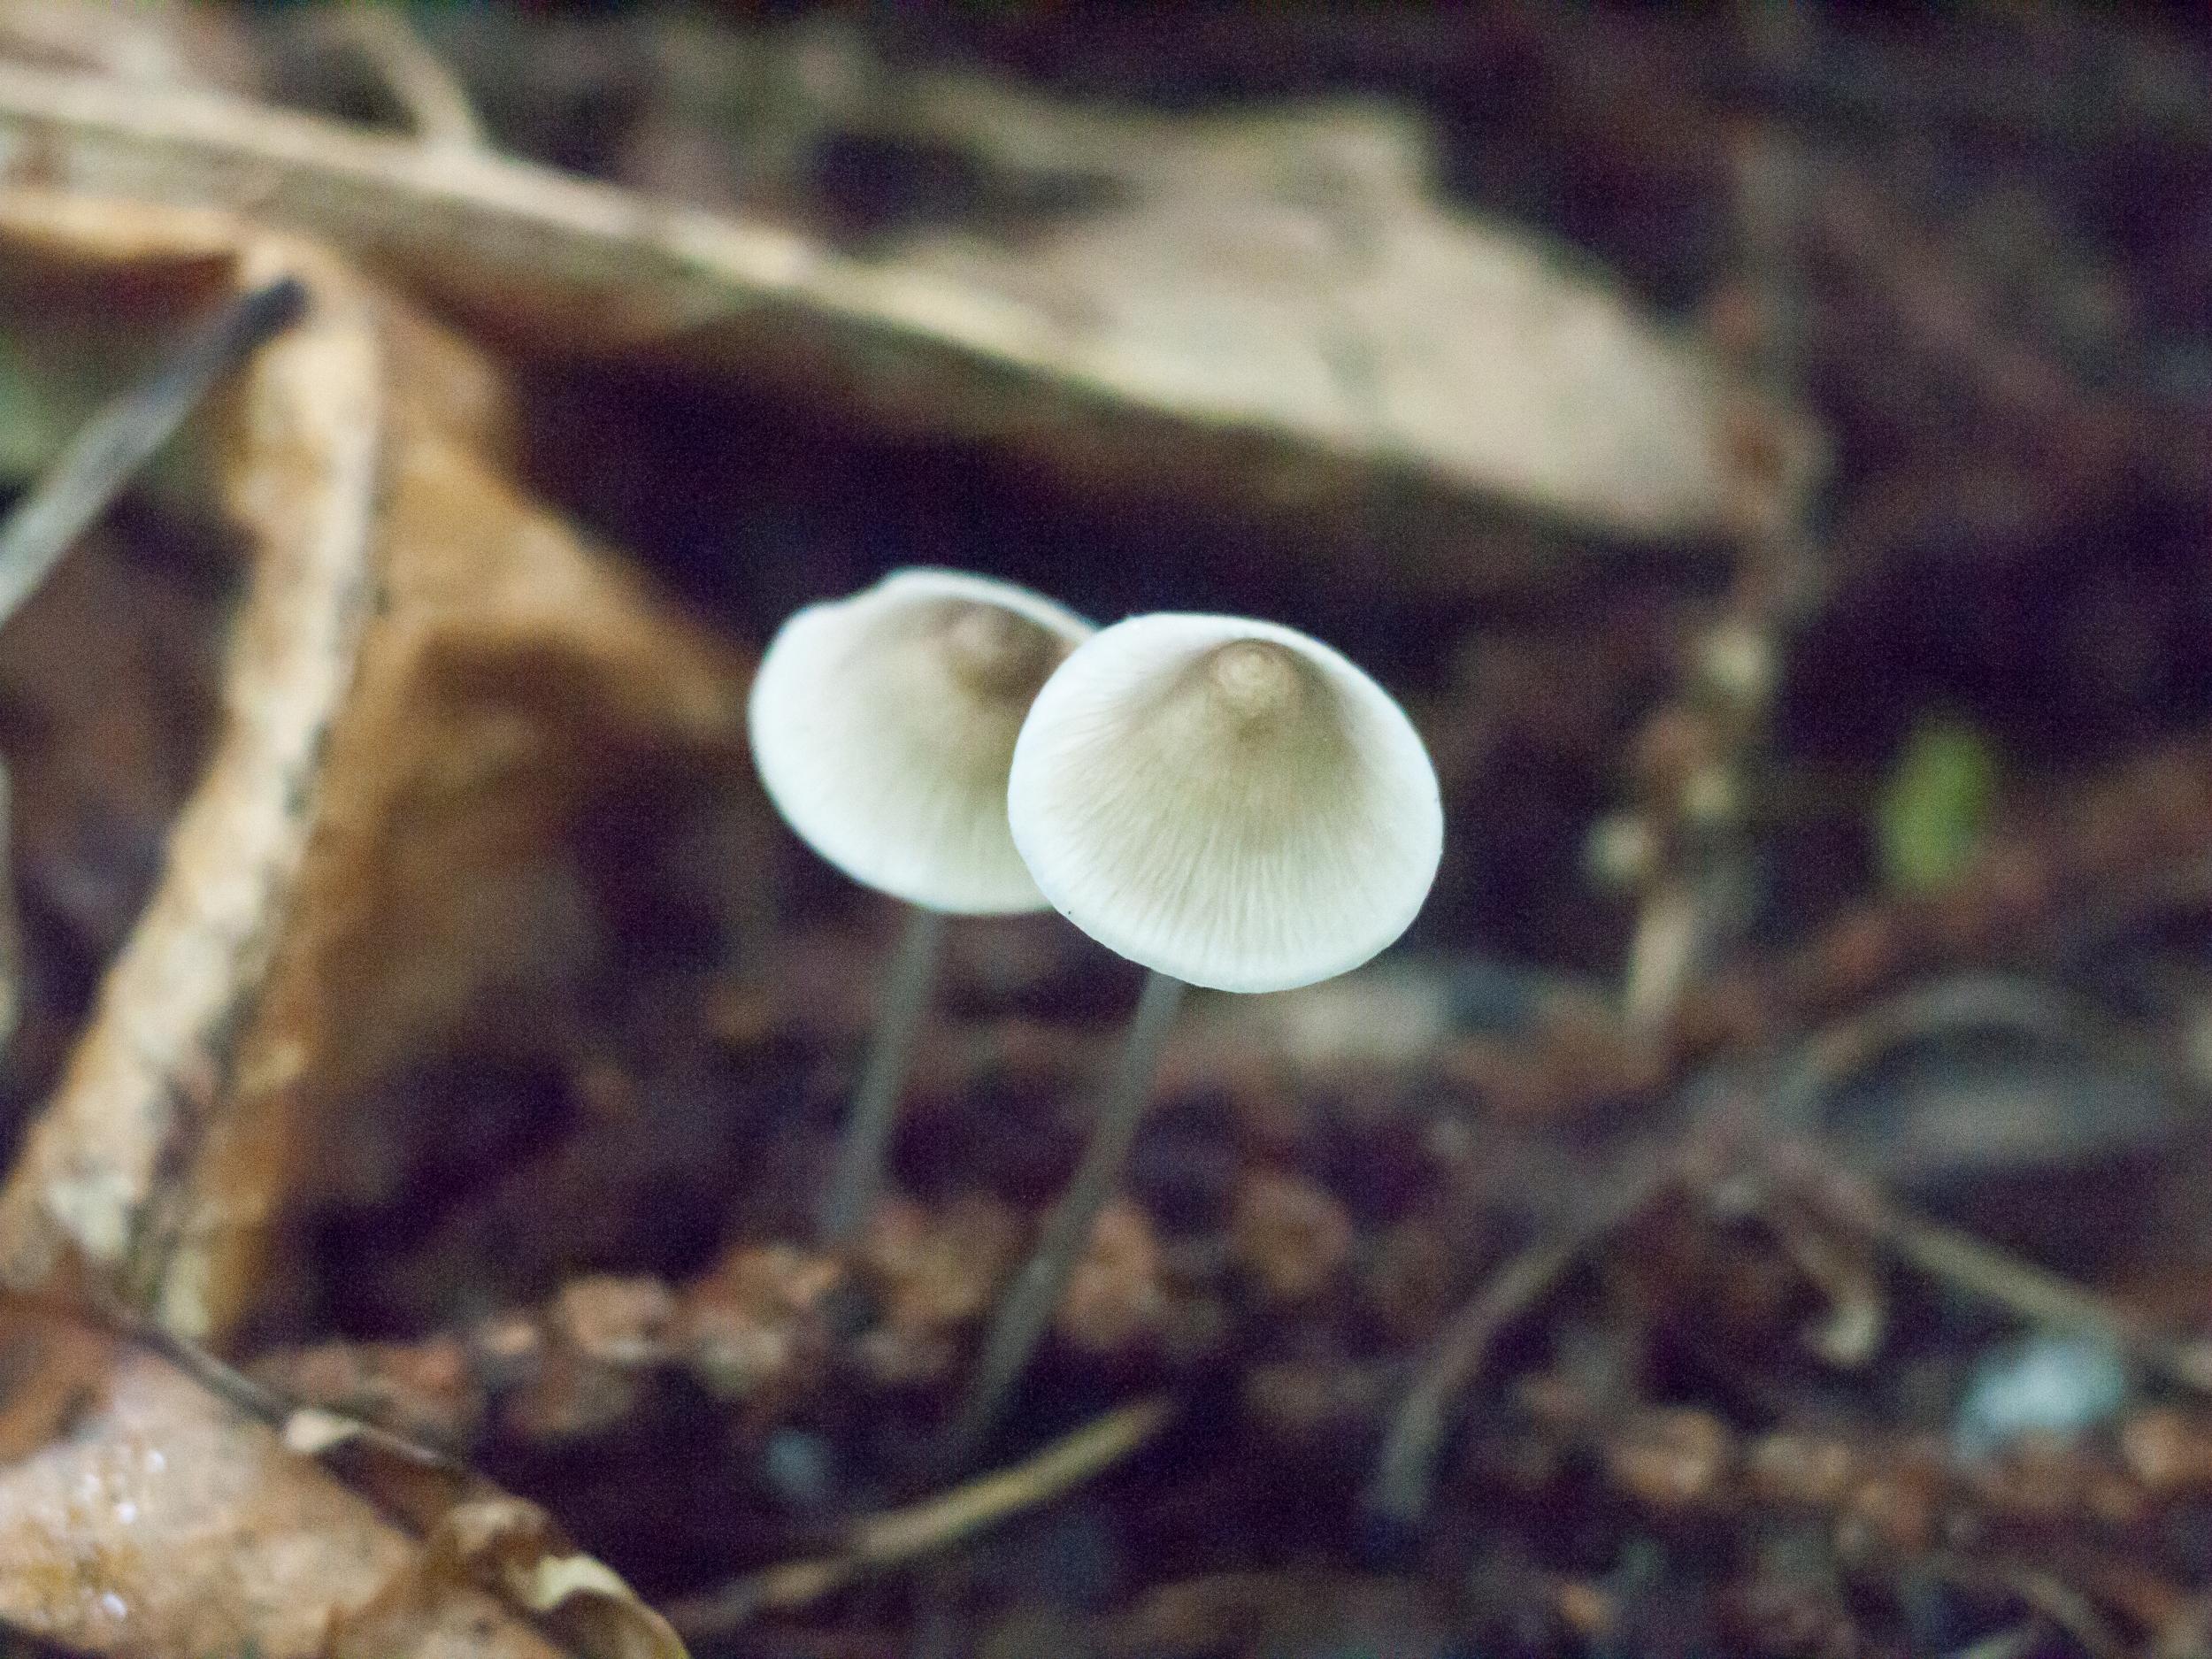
[1008,613,1442,993]
[749,568,1093,913]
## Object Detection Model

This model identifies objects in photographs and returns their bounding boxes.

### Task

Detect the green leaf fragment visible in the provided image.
[1877,715,2000,892]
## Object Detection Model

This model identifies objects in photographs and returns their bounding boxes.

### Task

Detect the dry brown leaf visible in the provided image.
[0,535,222,964]
[0,55,1741,542]
[0,188,752,1348]
[283,1416,687,1659]
[152,277,753,1342]
[0,1298,567,1658]
[0,192,381,1315]
[421,1498,687,1659]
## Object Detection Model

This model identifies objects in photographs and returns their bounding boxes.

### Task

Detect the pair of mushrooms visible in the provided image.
[749,569,1442,1460]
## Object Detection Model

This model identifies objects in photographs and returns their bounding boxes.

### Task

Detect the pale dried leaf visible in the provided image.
[895,96,1732,537]
[0,58,1742,541]
[0,1302,565,1658]
[0,0,257,96]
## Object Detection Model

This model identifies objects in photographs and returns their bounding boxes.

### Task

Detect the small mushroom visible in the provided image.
[946,613,1440,1460]
[749,568,1091,1242]
[1010,613,1443,993]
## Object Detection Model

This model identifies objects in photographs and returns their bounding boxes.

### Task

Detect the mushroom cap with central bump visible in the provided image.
[1008,613,1443,993]
[749,568,1093,913]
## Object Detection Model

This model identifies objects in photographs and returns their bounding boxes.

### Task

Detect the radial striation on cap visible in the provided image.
[749,568,1093,913]
[1008,613,1443,992]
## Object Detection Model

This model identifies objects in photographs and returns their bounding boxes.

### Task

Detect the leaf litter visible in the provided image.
[0,11,2206,1659]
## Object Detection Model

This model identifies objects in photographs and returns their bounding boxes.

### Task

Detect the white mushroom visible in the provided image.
[1008,613,1443,992]
[749,568,1092,1243]
[749,567,1093,916]
[946,613,1440,1464]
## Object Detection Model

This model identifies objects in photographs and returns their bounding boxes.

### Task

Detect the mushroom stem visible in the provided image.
[942,968,1187,1467]
[819,905,947,1245]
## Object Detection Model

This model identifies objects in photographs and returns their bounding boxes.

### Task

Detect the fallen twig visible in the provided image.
[1930,1555,2129,1659]
[0,275,306,630]
[670,1394,1174,1638]
[305,6,486,150]
[1794,1164,2212,1395]
[1363,1170,1672,1532]
[1617,11,1820,1038]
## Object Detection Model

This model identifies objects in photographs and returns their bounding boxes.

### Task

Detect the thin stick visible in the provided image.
[1806,1169,2212,1394]
[0,277,308,631]
[1622,880,1705,1037]
[819,905,946,1245]
[315,7,486,150]
[0,1284,463,1482]
[941,969,1185,1469]
[1618,13,1816,1039]
[671,1394,1173,1637]
[1930,1554,2129,1659]
[1364,1169,1670,1531]
[1766,976,2086,1139]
